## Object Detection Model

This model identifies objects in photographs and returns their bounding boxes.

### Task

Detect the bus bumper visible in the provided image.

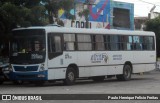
[9,70,48,81]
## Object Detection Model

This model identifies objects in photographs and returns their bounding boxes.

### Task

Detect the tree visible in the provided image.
[29,5,48,26]
[78,0,94,28]
[44,0,60,24]
[145,16,160,57]
[0,1,48,36]
[78,9,90,28]
[0,0,49,58]
[61,0,75,20]
[43,0,75,25]
[0,2,31,34]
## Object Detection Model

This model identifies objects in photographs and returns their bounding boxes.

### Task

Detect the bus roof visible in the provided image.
[12,26,155,36]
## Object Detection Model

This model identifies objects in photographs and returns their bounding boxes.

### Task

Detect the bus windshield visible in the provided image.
[10,29,46,64]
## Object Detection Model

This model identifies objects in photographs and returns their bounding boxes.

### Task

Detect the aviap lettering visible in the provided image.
[91,53,108,63]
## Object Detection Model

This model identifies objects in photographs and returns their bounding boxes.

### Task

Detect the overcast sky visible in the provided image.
[114,0,160,17]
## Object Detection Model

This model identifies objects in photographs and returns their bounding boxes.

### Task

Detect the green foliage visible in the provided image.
[0,1,48,35]
[43,0,75,24]
[0,2,31,34]
[78,9,89,19]
[145,16,160,56]
[29,6,48,26]
[61,0,75,20]
[78,8,90,28]
[0,0,75,35]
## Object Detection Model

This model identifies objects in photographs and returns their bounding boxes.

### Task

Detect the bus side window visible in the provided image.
[48,33,63,59]
[143,36,155,50]
[127,36,132,50]
[133,36,143,50]
[110,35,118,51]
[64,34,75,51]
[104,35,111,50]
[95,35,105,50]
[48,35,54,53]
[54,36,62,52]
[77,34,92,51]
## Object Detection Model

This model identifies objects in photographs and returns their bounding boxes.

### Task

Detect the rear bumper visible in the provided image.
[9,70,48,81]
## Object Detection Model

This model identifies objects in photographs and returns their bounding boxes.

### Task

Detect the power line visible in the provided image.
[138,0,160,7]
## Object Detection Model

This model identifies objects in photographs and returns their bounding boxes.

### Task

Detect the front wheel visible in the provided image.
[63,67,76,85]
[116,65,132,81]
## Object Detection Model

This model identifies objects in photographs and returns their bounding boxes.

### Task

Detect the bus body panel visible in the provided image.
[10,27,156,82]
[47,52,78,80]
[132,51,156,73]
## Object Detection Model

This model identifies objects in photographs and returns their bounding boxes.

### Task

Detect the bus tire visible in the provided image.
[116,64,132,81]
[63,67,76,85]
[92,76,105,82]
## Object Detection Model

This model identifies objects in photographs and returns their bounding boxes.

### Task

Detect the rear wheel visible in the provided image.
[63,67,76,85]
[92,76,105,82]
[116,64,132,81]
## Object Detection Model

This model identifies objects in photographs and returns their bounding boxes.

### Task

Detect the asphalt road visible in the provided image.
[0,70,160,103]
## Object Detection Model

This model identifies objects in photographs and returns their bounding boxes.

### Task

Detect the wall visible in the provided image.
[110,0,134,30]
[58,0,134,30]
[59,0,110,29]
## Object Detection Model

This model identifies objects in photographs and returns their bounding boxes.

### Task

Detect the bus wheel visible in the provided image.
[63,67,76,85]
[13,80,24,85]
[92,76,105,82]
[116,65,132,81]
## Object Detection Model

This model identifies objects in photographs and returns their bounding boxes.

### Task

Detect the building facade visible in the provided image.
[58,0,134,30]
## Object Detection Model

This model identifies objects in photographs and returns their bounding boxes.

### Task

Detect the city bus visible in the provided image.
[9,26,156,85]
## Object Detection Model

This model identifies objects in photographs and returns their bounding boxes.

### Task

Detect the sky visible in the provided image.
[114,0,160,17]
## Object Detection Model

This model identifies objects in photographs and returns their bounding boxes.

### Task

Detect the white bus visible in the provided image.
[9,26,156,85]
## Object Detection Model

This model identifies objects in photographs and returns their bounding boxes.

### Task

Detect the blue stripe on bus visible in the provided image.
[9,70,48,81]
[48,62,156,69]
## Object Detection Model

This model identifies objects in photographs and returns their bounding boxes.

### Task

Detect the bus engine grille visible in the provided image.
[14,66,39,72]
